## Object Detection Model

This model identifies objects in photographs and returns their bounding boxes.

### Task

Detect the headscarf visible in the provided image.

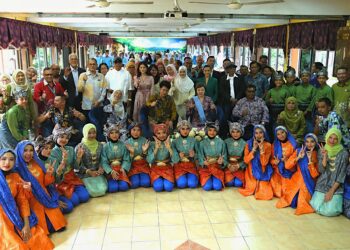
[104,123,120,137]
[14,141,59,209]
[297,134,318,195]
[82,123,99,154]
[52,125,73,141]
[164,64,177,82]
[325,127,344,158]
[273,126,297,179]
[0,149,38,231]
[174,66,194,93]
[125,60,135,71]
[153,123,169,135]
[35,135,54,155]
[11,69,29,96]
[128,121,142,131]
[13,88,28,100]
[177,119,192,131]
[228,122,244,135]
[0,73,12,89]
[247,125,273,181]
[282,97,300,123]
[205,121,219,133]
[106,90,125,119]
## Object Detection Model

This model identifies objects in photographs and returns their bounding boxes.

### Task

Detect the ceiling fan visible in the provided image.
[189,0,284,10]
[86,0,154,8]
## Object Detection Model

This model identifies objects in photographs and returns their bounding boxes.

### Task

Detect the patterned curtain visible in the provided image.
[187,32,232,47]
[233,29,254,51]
[255,25,287,49]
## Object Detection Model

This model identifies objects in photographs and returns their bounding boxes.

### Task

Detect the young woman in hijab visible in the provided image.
[75,123,108,197]
[147,123,175,192]
[172,120,199,189]
[0,149,54,249]
[149,64,163,95]
[239,125,274,200]
[197,121,227,191]
[277,97,306,145]
[169,66,195,120]
[163,64,177,83]
[125,122,151,189]
[48,126,90,211]
[15,141,67,235]
[101,124,131,193]
[270,126,298,198]
[133,62,154,122]
[0,73,12,117]
[0,89,34,149]
[3,69,36,117]
[276,133,319,215]
[224,122,247,187]
[310,128,349,216]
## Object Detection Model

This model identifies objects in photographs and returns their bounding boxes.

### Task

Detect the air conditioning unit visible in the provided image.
[164,11,188,19]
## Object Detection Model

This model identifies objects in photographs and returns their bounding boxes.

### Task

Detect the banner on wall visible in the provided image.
[115,38,187,52]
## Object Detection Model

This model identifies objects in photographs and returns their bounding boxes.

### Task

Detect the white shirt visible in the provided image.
[70,66,79,96]
[227,73,238,99]
[105,68,132,102]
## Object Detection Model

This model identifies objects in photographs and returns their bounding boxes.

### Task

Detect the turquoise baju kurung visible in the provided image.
[224,138,247,187]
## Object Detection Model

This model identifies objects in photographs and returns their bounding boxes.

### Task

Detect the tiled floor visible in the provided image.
[51,188,350,250]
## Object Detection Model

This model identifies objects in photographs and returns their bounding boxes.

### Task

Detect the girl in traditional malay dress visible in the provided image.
[0,149,54,249]
[147,123,175,192]
[224,122,246,187]
[270,126,298,198]
[15,141,67,235]
[35,135,74,214]
[276,133,319,215]
[75,124,108,197]
[310,128,349,216]
[197,121,227,191]
[125,122,151,189]
[101,124,131,193]
[239,125,274,200]
[49,126,90,210]
[172,120,199,189]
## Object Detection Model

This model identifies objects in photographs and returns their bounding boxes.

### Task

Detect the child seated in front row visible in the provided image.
[172,120,199,189]
[147,124,175,192]
[125,122,151,189]
[224,122,246,187]
[197,122,227,191]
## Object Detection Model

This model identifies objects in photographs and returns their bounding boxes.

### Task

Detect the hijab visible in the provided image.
[174,66,194,93]
[14,141,59,209]
[282,97,300,122]
[0,149,38,230]
[0,73,12,89]
[164,64,177,82]
[82,123,99,154]
[325,127,344,158]
[11,69,29,96]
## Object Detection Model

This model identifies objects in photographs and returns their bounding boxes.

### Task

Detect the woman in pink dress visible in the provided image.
[133,62,154,122]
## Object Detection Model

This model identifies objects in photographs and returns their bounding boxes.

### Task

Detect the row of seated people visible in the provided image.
[1,119,350,248]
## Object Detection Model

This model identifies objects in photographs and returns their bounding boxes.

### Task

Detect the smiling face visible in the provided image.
[230,129,242,140]
[155,129,167,141]
[109,130,120,141]
[179,68,187,78]
[150,66,158,77]
[41,144,54,158]
[276,130,287,141]
[275,79,283,87]
[87,128,97,140]
[254,128,264,141]
[179,126,190,137]
[166,66,175,76]
[23,144,34,163]
[286,100,296,111]
[100,64,108,76]
[196,86,205,97]
[139,64,148,75]
[305,137,316,150]
[203,67,211,78]
[336,69,348,83]
[69,55,78,68]
[16,72,26,85]
[301,74,310,84]
[57,134,69,147]
[0,152,15,172]
[327,134,339,147]
[207,127,217,138]
[130,126,141,138]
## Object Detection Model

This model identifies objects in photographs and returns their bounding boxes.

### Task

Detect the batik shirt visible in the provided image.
[146,94,177,123]
[245,73,269,98]
[75,143,103,178]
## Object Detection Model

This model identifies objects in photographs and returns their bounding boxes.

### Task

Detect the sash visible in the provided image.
[193,96,206,123]
[297,148,315,195]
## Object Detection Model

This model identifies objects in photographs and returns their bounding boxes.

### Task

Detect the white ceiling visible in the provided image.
[0,0,349,37]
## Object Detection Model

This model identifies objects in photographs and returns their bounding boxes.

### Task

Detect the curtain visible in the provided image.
[187,32,232,47]
[255,25,287,49]
[233,29,254,52]
[289,20,346,50]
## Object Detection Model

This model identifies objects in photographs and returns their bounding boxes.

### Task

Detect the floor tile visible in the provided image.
[203,199,228,211]
[178,189,202,201]
[200,190,223,200]
[158,201,182,213]
[134,192,157,203]
[102,242,132,250]
[74,228,105,245]
[183,211,210,225]
[51,228,79,246]
[104,227,133,243]
[263,220,294,236]
[160,225,188,240]
[157,192,179,202]
[225,198,252,210]
[80,215,108,229]
[132,226,160,241]
[217,237,249,250]
[211,223,242,238]
[186,224,215,239]
[297,232,338,249]
[72,243,102,250]
[134,201,158,213]
[158,212,184,225]
[133,213,159,226]
[161,240,187,250]
[230,209,260,222]
[237,222,270,237]
[180,200,206,212]
[109,202,134,214]
[54,244,73,250]
[132,241,161,250]
[270,233,307,250]
[107,214,133,228]
[189,238,220,250]
[207,210,234,223]
[244,236,278,250]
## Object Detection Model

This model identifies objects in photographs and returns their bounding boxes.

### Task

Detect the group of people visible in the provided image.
[0,50,350,249]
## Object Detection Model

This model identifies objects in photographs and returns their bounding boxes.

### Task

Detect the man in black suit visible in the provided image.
[59,53,86,110]
[217,63,246,137]
[197,56,221,81]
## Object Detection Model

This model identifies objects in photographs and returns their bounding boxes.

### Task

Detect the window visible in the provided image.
[32,47,47,79]
[269,48,285,72]
[315,50,335,76]
[0,48,19,75]
[238,46,251,67]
